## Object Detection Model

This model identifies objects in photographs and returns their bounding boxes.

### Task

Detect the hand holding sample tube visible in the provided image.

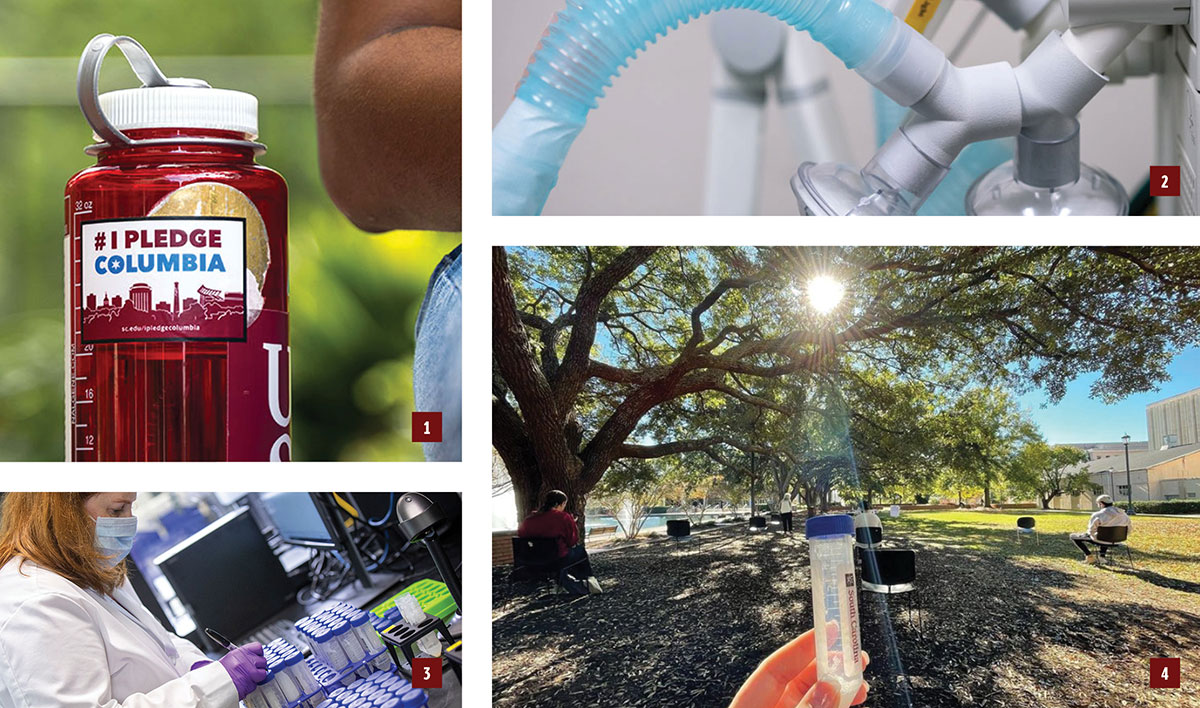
[218,642,268,699]
[729,625,870,708]
[731,513,869,708]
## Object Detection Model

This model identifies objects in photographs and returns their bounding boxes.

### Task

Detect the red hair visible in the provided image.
[0,493,128,595]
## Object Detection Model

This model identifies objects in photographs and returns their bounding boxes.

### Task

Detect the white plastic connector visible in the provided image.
[1068,0,1187,28]
[856,22,946,107]
[1013,30,1109,123]
[902,62,1023,166]
[982,0,1055,31]
[1061,22,1148,72]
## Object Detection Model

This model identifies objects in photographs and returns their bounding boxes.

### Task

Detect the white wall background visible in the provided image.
[493,1,1156,215]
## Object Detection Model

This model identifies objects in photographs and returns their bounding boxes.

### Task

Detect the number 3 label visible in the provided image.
[411,657,442,688]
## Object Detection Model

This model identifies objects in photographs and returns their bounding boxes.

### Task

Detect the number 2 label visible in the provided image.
[1150,166,1180,197]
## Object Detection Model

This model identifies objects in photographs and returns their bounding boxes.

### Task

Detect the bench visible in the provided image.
[587,525,618,540]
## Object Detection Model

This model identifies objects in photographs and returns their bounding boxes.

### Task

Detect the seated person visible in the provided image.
[517,490,602,595]
[1069,494,1131,564]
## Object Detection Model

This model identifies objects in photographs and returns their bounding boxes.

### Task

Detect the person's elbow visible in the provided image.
[314,28,462,233]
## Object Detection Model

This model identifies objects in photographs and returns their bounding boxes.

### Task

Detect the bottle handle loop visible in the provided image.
[77,34,265,155]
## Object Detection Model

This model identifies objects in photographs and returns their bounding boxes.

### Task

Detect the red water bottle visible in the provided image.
[66,35,290,461]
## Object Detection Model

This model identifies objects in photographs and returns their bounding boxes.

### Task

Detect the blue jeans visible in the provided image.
[558,545,593,595]
[414,246,461,461]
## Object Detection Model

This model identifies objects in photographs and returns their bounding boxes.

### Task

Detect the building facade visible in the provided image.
[1050,442,1200,510]
[1147,387,1200,449]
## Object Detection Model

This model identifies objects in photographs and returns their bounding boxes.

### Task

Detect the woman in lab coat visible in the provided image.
[0,492,267,708]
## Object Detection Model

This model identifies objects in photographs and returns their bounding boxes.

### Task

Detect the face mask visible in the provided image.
[94,516,138,567]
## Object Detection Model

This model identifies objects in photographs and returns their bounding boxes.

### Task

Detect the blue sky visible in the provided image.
[1016,346,1200,444]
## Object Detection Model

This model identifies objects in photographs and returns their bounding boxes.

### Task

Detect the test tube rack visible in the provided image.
[378,615,459,680]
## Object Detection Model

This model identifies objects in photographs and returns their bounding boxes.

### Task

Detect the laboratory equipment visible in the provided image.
[966,118,1129,214]
[153,507,294,651]
[395,595,442,659]
[395,493,462,610]
[245,609,418,708]
[493,0,1200,215]
[259,493,375,590]
[805,514,863,708]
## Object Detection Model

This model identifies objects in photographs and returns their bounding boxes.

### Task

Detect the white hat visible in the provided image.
[1096,494,1113,505]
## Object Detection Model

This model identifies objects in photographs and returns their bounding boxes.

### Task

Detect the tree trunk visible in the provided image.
[507,453,590,545]
[983,478,992,508]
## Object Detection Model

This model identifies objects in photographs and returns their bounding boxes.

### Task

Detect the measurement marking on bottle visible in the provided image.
[76,423,87,427]
[76,352,93,357]
[74,447,94,452]
[76,399,94,404]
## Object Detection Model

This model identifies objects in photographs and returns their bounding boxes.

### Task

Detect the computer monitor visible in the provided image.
[258,492,376,589]
[259,492,336,548]
[154,507,294,646]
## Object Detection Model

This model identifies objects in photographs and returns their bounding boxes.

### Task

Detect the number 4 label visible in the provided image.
[1150,658,1180,688]
[411,657,442,688]
[412,412,443,443]
[1150,166,1181,197]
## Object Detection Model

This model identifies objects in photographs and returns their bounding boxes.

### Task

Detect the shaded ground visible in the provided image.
[493,512,1200,707]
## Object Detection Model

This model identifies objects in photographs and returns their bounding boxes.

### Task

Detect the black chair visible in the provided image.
[666,519,692,544]
[1093,525,1134,570]
[854,525,883,548]
[510,537,588,593]
[748,516,767,531]
[859,549,922,635]
[1015,516,1038,545]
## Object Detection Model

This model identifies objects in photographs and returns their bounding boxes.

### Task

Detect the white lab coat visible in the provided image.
[0,558,237,708]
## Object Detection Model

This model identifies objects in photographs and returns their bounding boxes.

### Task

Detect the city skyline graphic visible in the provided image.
[81,279,245,342]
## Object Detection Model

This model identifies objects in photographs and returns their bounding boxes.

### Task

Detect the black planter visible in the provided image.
[749,516,767,529]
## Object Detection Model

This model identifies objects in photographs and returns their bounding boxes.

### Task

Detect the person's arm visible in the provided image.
[171,633,210,669]
[315,0,462,232]
[563,512,580,548]
[1087,512,1101,537]
[0,592,237,708]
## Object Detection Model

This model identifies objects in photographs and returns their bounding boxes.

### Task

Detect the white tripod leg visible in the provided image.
[704,10,785,215]
[777,30,850,164]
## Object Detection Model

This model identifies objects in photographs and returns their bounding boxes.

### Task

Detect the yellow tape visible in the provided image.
[904,0,942,34]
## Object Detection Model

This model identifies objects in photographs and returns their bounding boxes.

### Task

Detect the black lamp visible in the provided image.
[395,493,462,610]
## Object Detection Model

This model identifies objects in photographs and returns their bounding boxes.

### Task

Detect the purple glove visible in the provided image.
[217,642,267,699]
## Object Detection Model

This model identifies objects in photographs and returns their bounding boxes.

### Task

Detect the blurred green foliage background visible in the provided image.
[0,0,460,460]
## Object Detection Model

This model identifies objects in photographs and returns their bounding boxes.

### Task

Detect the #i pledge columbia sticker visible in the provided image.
[80,216,247,343]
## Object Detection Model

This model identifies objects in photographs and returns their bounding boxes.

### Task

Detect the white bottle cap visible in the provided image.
[98,85,258,139]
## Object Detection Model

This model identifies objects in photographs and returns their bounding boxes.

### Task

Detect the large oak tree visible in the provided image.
[493,246,1200,526]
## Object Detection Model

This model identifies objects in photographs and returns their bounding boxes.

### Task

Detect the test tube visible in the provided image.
[348,610,394,671]
[270,657,302,707]
[805,514,863,708]
[330,619,368,675]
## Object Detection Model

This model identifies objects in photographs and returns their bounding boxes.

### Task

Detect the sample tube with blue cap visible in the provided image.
[805,514,863,708]
[330,618,368,677]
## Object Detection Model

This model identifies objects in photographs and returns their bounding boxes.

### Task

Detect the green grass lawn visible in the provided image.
[888,509,1200,586]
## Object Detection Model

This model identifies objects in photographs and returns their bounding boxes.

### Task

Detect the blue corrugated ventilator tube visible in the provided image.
[493,0,906,215]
